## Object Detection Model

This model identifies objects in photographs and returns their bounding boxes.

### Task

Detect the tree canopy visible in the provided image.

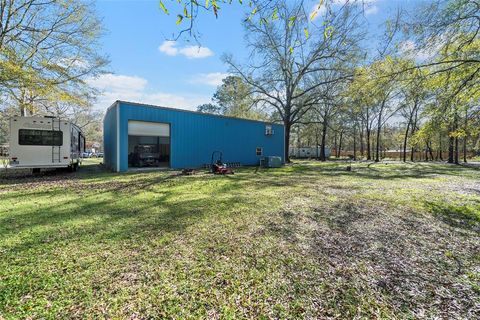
[0,0,108,144]
[186,0,479,163]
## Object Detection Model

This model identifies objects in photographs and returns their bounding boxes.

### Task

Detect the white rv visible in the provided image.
[8,116,85,172]
[290,146,331,158]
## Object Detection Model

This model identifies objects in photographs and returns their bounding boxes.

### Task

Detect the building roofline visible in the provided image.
[111,100,284,126]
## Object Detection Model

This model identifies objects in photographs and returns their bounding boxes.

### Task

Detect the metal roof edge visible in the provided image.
[114,100,285,126]
[103,101,119,124]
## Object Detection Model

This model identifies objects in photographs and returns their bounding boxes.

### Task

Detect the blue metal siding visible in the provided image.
[103,104,117,171]
[114,102,284,172]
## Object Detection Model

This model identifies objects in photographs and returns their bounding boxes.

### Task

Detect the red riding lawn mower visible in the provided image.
[211,151,234,175]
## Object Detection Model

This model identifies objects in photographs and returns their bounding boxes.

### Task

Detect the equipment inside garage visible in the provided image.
[127,120,170,168]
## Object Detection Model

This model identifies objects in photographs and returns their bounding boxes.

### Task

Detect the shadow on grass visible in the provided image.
[0,163,116,186]
[0,170,177,201]
[2,161,477,193]
[1,161,479,318]
[0,172,250,255]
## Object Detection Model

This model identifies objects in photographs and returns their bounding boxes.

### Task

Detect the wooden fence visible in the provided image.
[333,150,476,161]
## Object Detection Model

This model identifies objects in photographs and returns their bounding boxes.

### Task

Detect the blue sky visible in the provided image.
[90,0,424,112]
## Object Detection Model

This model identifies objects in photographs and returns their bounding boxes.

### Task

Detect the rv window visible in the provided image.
[256,147,263,156]
[19,129,63,146]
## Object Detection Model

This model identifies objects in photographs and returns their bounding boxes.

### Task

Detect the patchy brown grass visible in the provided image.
[0,161,479,319]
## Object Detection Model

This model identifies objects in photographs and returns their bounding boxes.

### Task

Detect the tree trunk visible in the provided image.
[296,125,301,149]
[403,116,412,162]
[360,122,365,157]
[454,114,459,164]
[20,105,27,117]
[284,121,291,163]
[320,120,328,161]
[463,109,468,163]
[438,132,443,161]
[353,124,357,161]
[403,124,410,162]
[338,130,343,158]
[382,125,387,159]
[366,128,371,160]
[410,110,418,162]
[455,137,459,164]
[375,125,381,162]
[448,127,454,164]
[334,132,338,158]
[403,101,418,162]
[375,108,383,162]
[428,141,434,160]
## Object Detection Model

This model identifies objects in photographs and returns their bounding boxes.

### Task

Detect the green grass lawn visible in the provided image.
[1,161,479,319]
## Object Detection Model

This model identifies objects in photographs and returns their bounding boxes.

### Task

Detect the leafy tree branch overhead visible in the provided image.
[157,0,377,41]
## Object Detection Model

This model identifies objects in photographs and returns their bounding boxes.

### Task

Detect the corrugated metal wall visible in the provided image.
[103,103,117,171]
[104,101,285,172]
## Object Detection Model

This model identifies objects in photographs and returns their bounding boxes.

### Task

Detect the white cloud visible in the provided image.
[179,46,214,59]
[58,57,90,69]
[365,5,378,15]
[87,74,210,111]
[189,72,228,86]
[335,0,378,4]
[310,0,378,21]
[158,41,214,59]
[158,40,178,56]
[87,74,147,92]
[136,92,210,109]
[399,40,415,52]
[398,40,436,61]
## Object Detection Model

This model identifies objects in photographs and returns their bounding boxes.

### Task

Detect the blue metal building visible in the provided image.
[103,101,285,172]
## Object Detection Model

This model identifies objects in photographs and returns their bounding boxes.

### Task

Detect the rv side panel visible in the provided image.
[9,117,72,168]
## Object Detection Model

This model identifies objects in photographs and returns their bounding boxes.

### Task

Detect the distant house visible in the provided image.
[103,101,285,172]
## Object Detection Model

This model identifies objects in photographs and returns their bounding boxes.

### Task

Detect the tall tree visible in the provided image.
[0,0,108,116]
[224,1,365,161]
[309,68,351,161]
[212,76,265,120]
[347,66,377,161]
[196,76,266,120]
[398,67,428,162]
[197,103,221,115]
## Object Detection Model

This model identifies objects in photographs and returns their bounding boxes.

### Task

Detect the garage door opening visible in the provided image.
[127,121,170,169]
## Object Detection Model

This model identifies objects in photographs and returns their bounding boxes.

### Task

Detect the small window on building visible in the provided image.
[19,129,63,146]
[265,125,274,135]
[256,147,263,156]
